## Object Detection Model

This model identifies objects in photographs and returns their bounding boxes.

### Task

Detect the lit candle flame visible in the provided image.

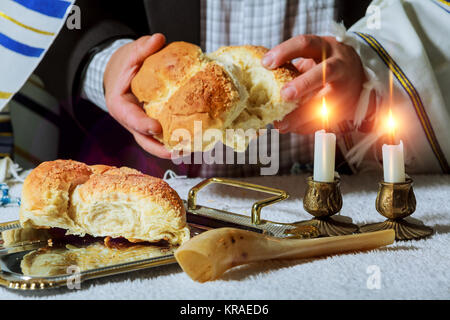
[322,46,327,86]
[387,109,396,145]
[321,96,329,131]
[389,70,393,108]
[321,46,329,131]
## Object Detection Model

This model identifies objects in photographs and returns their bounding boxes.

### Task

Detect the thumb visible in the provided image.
[131,34,166,66]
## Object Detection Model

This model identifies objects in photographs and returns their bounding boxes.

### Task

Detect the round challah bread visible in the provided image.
[131,42,299,152]
[19,160,190,246]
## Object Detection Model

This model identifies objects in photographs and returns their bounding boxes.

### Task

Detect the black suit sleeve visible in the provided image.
[34,0,149,118]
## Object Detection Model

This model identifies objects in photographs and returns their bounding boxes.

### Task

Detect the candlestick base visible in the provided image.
[300,176,358,237]
[360,178,434,240]
[291,216,358,237]
[283,225,321,239]
[359,219,433,241]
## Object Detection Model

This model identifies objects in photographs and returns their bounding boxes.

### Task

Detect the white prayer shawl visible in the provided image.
[335,0,450,174]
[0,0,74,111]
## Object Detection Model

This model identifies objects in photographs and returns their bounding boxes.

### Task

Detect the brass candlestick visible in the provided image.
[359,177,433,240]
[293,175,358,237]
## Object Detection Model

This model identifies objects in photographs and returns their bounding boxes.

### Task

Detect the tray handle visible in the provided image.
[187,177,289,225]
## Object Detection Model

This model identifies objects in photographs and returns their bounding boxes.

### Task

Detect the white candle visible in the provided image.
[313,129,336,182]
[382,140,406,183]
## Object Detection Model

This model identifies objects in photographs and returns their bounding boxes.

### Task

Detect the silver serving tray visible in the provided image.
[0,177,303,290]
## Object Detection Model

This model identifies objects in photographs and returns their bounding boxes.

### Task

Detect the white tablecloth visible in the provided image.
[0,173,449,299]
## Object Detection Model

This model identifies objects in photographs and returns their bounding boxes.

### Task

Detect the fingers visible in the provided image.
[262,35,328,69]
[281,58,344,101]
[281,62,323,101]
[276,85,353,135]
[293,58,316,74]
[130,33,166,67]
[105,33,166,96]
[274,98,319,134]
[109,95,162,135]
[109,95,172,159]
[102,33,172,159]
[106,94,171,159]
[132,131,172,159]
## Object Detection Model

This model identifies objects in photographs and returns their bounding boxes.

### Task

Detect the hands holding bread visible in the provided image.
[263,35,365,134]
[104,34,365,157]
[103,34,172,159]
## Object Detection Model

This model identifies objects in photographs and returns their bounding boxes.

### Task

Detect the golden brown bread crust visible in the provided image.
[131,42,242,150]
[21,160,92,221]
[158,62,240,148]
[131,42,204,105]
[89,164,115,175]
[92,165,143,176]
[75,172,185,220]
[20,160,190,245]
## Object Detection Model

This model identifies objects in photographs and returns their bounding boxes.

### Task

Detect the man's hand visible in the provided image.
[103,34,171,159]
[262,35,365,134]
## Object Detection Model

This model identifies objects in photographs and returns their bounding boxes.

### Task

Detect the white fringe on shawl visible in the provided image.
[331,22,386,168]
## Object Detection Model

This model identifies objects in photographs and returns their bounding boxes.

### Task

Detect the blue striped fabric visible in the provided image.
[432,0,450,13]
[0,32,44,57]
[12,0,72,19]
[0,0,74,111]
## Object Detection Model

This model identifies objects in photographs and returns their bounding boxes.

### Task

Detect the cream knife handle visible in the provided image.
[265,229,395,260]
[175,228,395,282]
